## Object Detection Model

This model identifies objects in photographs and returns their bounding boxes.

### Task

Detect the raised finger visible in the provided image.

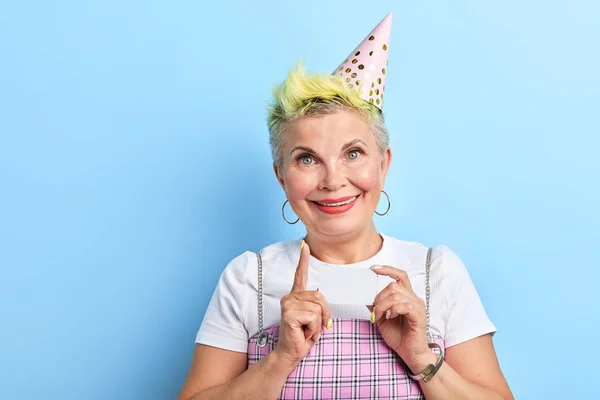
[291,240,310,292]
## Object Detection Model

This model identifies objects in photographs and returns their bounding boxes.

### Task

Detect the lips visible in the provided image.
[313,196,357,207]
[311,195,360,214]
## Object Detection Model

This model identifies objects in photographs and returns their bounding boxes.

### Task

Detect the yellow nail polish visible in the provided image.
[370,311,376,324]
[300,240,304,251]
[327,319,333,330]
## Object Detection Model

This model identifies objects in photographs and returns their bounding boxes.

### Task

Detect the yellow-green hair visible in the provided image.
[267,61,389,168]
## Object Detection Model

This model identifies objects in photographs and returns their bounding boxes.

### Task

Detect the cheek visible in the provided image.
[284,170,318,199]
[349,163,382,192]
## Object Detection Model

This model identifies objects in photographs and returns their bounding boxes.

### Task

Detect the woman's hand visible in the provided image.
[370,265,433,373]
[274,241,332,368]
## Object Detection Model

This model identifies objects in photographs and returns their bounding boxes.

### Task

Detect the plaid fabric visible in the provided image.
[247,318,445,399]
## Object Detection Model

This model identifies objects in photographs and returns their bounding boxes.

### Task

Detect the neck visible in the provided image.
[304,223,383,265]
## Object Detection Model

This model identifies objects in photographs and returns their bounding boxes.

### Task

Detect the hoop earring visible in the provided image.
[281,200,299,224]
[375,190,390,216]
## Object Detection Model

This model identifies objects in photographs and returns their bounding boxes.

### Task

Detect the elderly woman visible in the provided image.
[179,13,512,400]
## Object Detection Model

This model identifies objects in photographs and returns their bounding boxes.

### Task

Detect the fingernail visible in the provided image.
[326,319,333,330]
[300,240,305,251]
[370,265,383,271]
[385,310,391,320]
[370,311,376,324]
[305,334,313,342]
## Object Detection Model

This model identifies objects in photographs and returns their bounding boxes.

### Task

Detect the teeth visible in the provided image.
[316,196,357,207]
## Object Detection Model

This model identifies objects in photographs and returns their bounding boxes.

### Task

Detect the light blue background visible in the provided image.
[1,1,598,399]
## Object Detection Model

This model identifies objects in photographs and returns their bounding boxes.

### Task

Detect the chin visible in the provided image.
[310,215,367,238]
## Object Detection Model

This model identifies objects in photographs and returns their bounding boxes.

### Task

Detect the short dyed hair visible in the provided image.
[267,61,389,168]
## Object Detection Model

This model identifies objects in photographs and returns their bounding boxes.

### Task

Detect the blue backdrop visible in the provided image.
[1,1,598,399]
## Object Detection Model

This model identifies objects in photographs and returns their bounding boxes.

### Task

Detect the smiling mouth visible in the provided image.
[312,196,359,207]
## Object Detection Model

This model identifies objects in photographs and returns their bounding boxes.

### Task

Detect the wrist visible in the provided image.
[405,350,438,376]
[247,349,298,399]
[270,347,300,375]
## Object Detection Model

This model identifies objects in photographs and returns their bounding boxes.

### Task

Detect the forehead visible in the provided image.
[285,110,373,147]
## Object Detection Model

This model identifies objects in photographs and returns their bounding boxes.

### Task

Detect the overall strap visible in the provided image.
[255,251,268,348]
[425,247,433,341]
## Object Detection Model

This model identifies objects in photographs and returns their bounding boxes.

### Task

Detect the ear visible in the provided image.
[273,163,286,189]
[380,147,392,185]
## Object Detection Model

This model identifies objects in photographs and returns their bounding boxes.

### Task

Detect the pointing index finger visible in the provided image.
[292,240,310,292]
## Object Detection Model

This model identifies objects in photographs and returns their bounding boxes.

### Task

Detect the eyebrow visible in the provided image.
[289,139,368,156]
[342,139,367,151]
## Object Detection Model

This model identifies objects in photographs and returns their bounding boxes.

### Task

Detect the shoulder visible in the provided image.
[219,250,254,283]
[426,245,486,313]
[429,245,472,284]
[222,239,299,271]
[254,238,303,284]
[382,234,456,258]
[258,238,302,261]
[381,234,471,291]
[381,234,429,258]
[220,238,301,286]
[380,234,432,271]
[257,238,303,275]
[383,234,465,271]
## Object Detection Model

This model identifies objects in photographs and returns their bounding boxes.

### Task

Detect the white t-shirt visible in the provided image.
[196,234,496,353]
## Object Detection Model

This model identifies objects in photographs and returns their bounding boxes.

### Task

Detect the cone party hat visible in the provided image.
[332,13,392,111]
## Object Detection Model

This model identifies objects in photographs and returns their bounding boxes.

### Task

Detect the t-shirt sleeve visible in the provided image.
[195,251,253,353]
[438,246,497,348]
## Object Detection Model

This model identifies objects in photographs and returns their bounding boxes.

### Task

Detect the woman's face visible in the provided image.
[275,110,391,238]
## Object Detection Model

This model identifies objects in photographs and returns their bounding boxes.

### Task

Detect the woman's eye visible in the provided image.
[348,150,360,160]
[300,155,314,165]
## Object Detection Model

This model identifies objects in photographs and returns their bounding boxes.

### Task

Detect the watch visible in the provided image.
[407,342,445,382]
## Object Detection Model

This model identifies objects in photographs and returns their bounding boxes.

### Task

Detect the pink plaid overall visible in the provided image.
[247,248,444,399]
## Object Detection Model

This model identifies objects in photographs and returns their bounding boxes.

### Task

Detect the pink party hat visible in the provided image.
[333,13,392,111]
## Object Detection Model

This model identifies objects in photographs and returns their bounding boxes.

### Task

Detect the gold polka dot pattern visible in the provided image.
[330,12,392,111]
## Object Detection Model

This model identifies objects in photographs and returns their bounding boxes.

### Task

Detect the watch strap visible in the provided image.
[407,342,445,382]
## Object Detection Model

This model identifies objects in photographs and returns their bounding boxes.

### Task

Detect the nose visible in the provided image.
[318,164,346,191]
